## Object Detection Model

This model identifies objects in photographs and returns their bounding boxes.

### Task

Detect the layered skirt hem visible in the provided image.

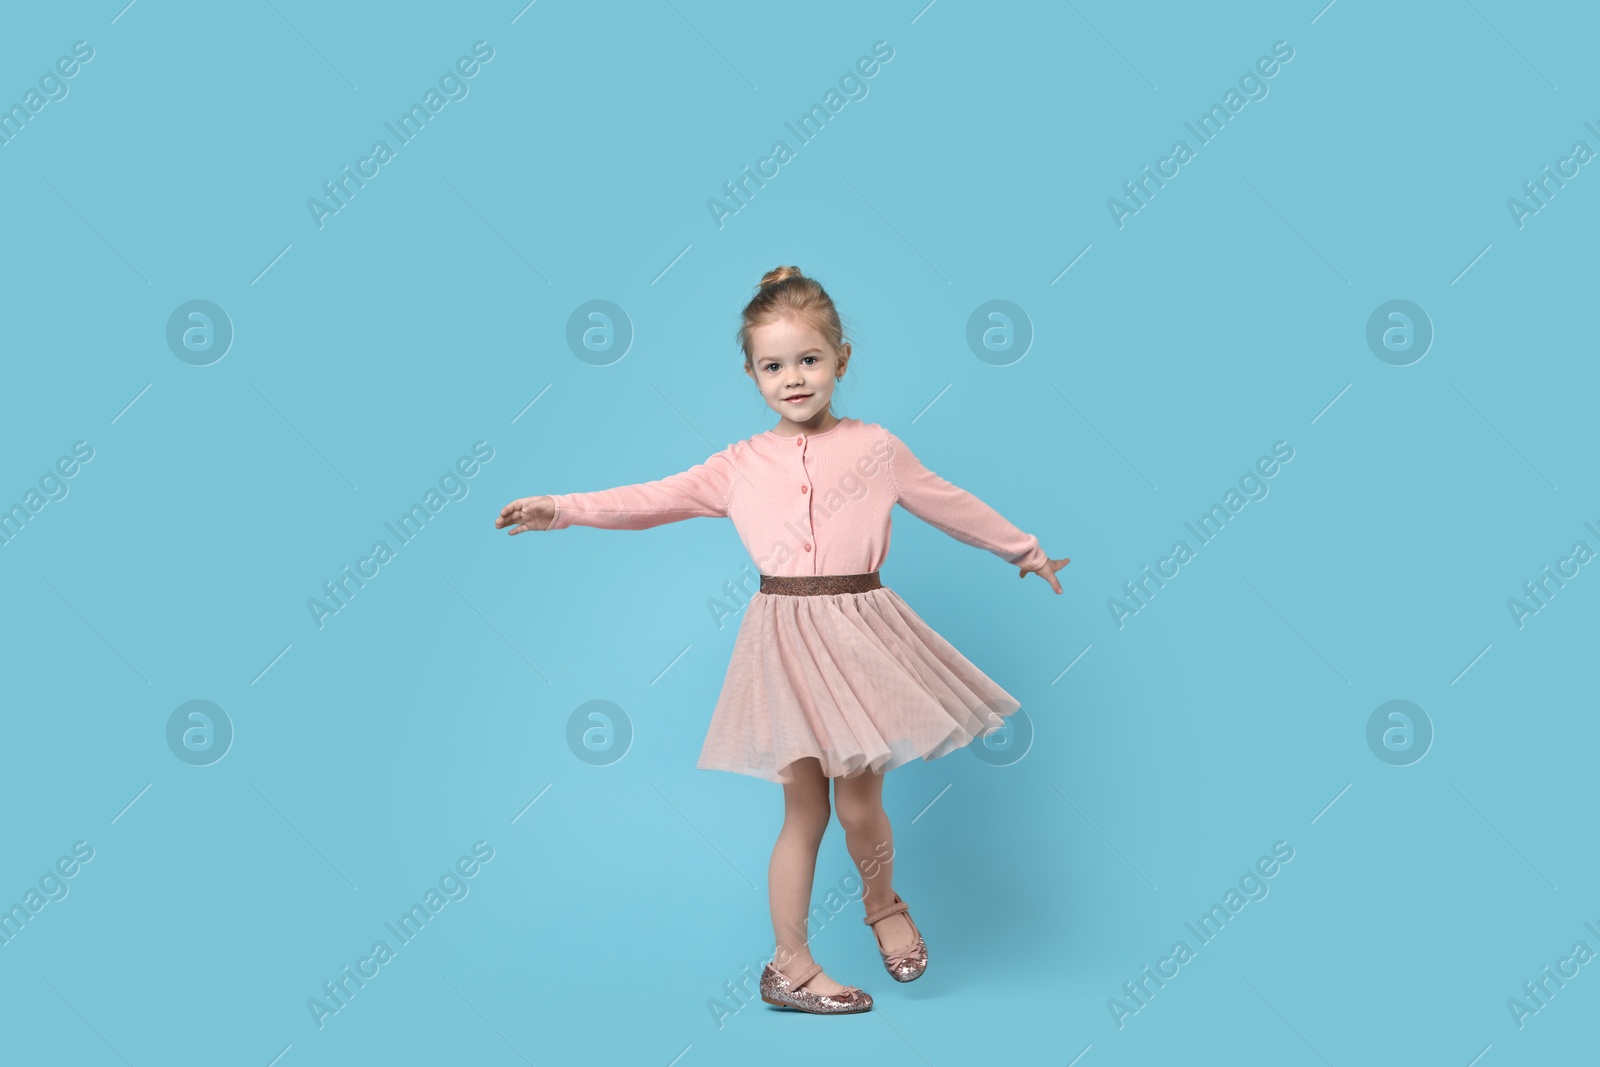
[696,586,1022,785]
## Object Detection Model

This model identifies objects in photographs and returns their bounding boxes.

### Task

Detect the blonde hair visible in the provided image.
[736,265,850,373]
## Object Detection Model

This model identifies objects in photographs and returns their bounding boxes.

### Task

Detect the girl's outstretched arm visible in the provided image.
[883,427,1052,574]
[501,446,738,534]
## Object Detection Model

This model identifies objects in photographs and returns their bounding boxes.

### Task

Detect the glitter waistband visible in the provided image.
[758,571,883,596]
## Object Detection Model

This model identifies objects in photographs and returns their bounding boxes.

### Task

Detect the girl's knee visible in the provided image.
[783,795,830,837]
[780,758,830,834]
[833,796,882,837]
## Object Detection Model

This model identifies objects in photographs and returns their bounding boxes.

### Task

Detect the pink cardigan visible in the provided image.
[546,416,1049,578]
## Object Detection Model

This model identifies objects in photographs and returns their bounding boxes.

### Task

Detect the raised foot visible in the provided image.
[870,912,917,956]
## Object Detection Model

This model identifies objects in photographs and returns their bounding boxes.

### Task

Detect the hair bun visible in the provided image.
[758,265,803,291]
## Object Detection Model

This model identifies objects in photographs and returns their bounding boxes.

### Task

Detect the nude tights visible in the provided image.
[768,757,906,986]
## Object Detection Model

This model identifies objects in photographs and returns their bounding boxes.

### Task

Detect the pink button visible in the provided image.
[801,485,808,494]
[803,542,811,552]
[796,437,804,446]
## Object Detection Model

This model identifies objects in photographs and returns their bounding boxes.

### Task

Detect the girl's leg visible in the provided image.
[769,757,851,995]
[833,769,917,953]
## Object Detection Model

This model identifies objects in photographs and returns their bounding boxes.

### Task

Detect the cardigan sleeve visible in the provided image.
[884,428,1050,572]
[545,447,736,531]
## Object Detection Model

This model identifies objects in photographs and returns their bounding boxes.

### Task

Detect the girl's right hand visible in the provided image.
[1019,555,1071,593]
[496,495,556,535]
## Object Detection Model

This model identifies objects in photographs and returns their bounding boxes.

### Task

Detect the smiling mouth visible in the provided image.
[783,394,811,403]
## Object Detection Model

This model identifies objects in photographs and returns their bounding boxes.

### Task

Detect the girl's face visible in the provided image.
[744,315,850,432]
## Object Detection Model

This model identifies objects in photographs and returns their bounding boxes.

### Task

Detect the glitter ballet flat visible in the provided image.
[863,892,928,982]
[758,959,873,1015]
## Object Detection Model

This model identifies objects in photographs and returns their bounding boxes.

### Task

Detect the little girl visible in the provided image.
[496,266,1068,1015]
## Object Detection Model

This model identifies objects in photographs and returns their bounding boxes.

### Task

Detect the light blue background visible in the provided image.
[2,1,1596,1064]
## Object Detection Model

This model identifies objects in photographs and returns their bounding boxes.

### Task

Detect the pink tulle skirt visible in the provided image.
[696,585,1021,784]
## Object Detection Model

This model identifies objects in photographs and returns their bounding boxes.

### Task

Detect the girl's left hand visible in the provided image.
[1019,556,1071,594]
